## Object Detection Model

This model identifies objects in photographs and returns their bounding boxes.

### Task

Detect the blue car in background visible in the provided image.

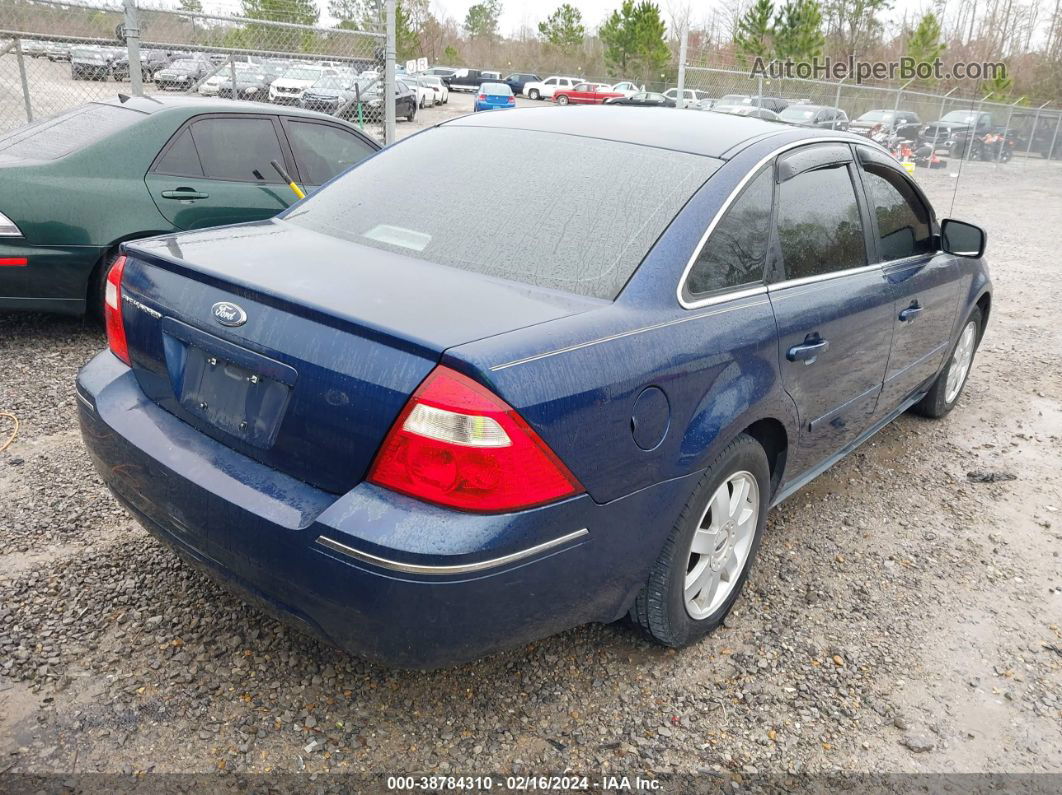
[77,108,991,668]
[474,81,515,111]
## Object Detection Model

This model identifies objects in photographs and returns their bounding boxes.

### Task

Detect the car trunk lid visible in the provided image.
[119,220,601,494]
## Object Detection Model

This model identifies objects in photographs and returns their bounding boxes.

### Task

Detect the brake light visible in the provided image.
[368,365,583,513]
[104,255,130,365]
[477,93,486,101]
[507,96,515,103]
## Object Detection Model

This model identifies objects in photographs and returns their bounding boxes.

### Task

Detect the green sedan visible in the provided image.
[0,95,380,315]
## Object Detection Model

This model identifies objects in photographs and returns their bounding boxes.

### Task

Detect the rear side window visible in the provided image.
[153,128,203,176]
[0,104,141,160]
[777,165,866,280]
[860,163,933,260]
[285,126,720,299]
[285,121,375,186]
[189,117,284,182]
[686,167,772,297]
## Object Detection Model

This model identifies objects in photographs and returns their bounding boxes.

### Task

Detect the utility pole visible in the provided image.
[384,0,396,144]
[675,24,688,109]
[123,0,143,96]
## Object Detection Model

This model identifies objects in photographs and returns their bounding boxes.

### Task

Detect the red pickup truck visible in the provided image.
[553,82,626,105]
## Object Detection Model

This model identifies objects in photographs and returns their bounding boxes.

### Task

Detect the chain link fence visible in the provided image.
[1,0,389,142]
[681,64,1062,164]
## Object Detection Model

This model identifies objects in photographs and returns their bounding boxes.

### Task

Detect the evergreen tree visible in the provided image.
[600,1,669,80]
[906,12,946,75]
[773,0,824,62]
[734,0,774,67]
[465,0,501,39]
[538,4,585,52]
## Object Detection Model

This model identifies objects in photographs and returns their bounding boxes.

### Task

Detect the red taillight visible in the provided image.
[477,94,486,101]
[368,365,583,513]
[0,257,28,266]
[507,96,515,103]
[104,255,130,365]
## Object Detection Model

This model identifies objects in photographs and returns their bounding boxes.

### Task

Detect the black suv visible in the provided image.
[919,110,995,156]
[849,109,921,141]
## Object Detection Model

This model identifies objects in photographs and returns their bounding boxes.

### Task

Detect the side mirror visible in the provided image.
[940,219,987,258]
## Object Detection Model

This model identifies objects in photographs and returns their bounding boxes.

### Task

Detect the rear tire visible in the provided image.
[911,307,983,418]
[630,434,770,647]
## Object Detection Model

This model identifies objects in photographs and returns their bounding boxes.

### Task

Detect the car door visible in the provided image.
[767,143,895,472]
[854,145,960,410]
[279,117,377,191]
[145,114,297,230]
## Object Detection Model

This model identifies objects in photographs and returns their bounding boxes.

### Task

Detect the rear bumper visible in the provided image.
[77,351,693,668]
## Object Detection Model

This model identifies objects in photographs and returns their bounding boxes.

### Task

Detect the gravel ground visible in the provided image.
[1,158,1060,786]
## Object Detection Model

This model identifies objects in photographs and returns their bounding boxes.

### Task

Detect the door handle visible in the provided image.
[161,189,209,200]
[787,337,830,364]
[899,302,923,322]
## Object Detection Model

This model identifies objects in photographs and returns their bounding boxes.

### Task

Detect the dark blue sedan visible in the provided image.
[473,82,516,111]
[77,107,991,668]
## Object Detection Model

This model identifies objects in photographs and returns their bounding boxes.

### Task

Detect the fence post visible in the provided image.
[1024,100,1050,164]
[123,0,143,96]
[1048,112,1062,161]
[384,0,396,144]
[676,24,687,109]
[757,74,763,105]
[14,38,33,123]
[832,77,846,128]
[230,57,237,99]
[997,98,1021,167]
[894,78,913,112]
[933,87,957,154]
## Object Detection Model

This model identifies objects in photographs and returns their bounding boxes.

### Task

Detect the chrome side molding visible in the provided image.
[315,528,589,575]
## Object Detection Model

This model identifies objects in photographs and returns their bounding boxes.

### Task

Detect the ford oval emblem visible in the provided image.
[212,301,247,327]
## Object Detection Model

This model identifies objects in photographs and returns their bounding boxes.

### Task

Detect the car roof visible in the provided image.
[443,105,845,158]
[90,94,344,122]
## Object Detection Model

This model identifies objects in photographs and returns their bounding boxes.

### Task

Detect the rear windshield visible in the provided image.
[285,126,719,299]
[481,82,511,94]
[0,103,141,161]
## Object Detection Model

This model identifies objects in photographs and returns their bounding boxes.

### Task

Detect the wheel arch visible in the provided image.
[86,230,173,304]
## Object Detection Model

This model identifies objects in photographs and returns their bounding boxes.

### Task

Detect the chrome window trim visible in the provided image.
[677,135,873,310]
[767,262,884,293]
[315,528,588,575]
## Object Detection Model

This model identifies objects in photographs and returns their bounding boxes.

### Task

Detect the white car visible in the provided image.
[198,62,261,96]
[269,65,333,104]
[523,76,583,101]
[663,87,712,109]
[407,76,437,109]
[610,81,642,98]
[417,74,449,104]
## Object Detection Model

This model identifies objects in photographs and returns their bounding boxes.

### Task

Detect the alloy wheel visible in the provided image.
[684,471,759,620]
[945,321,978,404]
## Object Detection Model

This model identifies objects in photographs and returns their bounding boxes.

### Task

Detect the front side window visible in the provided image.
[777,164,866,280]
[686,167,773,297]
[189,117,284,182]
[860,161,933,260]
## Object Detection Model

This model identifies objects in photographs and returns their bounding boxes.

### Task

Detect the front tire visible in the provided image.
[912,307,983,418]
[630,433,770,647]
[528,89,540,100]
[557,94,569,106]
